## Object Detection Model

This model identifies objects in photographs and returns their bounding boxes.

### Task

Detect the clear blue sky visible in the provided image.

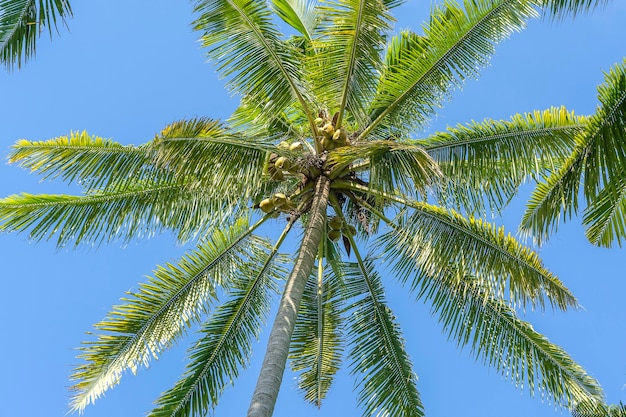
[0,1,625,416]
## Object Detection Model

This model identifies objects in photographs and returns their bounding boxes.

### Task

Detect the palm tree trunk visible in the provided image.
[247,175,331,417]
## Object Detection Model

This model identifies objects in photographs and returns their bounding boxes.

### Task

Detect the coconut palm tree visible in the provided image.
[520,58,626,247]
[0,1,614,416]
[0,0,72,69]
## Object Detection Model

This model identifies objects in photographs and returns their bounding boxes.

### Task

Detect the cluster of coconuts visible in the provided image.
[267,141,304,181]
[259,192,294,216]
[327,216,357,242]
[315,117,349,152]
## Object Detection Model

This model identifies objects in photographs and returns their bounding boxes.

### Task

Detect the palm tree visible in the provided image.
[519,58,626,247]
[0,0,72,70]
[0,0,613,416]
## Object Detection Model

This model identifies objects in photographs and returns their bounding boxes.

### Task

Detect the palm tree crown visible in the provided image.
[0,0,617,416]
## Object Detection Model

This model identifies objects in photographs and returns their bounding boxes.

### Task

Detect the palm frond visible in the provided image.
[314,0,394,126]
[541,0,609,19]
[583,172,626,247]
[329,140,442,198]
[582,59,626,205]
[341,255,424,417]
[289,254,344,407]
[0,0,72,70]
[192,0,314,123]
[0,180,240,247]
[271,0,319,41]
[154,117,273,199]
[422,107,584,215]
[149,239,286,417]
[573,401,625,417]
[379,202,578,310]
[363,0,538,139]
[521,59,626,245]
[518,147,585,245]
[69,217,271,413]
[8,131,161,191]
[417,268,604,410]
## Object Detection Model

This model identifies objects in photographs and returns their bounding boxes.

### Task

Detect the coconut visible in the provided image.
[278,141,290,150]
[329,216,343,230]
[272,193,287,207]
[259,198,274,213]
[343,225,357,236]
[289,141,303,151]
[328,230,341,242]
[274,156,291,170]
[332,128,347,142]
[321,123,335,138]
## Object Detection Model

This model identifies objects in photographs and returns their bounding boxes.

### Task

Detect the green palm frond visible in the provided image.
[154,117,274,197]
[418,269,604,410]
[363,0,538,139]
[581,59,626,205]
[314,0,394,126]
[541,0,609,19]
[521,59,626,246]
[583,173,626,247]
[329,140,442,196]
[289,254,344,407]
[192,0,314,125]
[341,255,424,417]
[422,107,584,215]
[271,0,319,41]
[0,0,72,70]
[379,202,578,310]
[149,239,286,417]
[69,217,271,413]
[518,146,585,245]
[573,401,626,417]
[8,131,161,191]
[0,180,240,246]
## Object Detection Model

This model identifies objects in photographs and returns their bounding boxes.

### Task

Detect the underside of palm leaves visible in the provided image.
[0,0,615,416]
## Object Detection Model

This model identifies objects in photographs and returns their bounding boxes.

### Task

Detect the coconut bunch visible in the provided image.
[267,140,305,181]
[315,112,350,152]
[258,192,296,217]
[326,215,357,242]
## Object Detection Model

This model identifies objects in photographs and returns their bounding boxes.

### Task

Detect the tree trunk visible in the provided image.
[247,175,331,417]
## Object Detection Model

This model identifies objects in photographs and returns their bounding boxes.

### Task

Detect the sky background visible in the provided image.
[0,1,625,416]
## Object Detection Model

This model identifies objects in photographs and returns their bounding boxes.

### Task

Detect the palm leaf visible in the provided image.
[149,239,285,417]
[541,0,609,19]
[416,268,604,410]
[154,117,274,198]
[363,0,538,139]
[0,180,239,246]
[289,253,344,407]
[314,0,394,126]
[379,202,578,310]
[341,255,424,417]
[192,0,314,124]
[582,171,626,247]
[521,59,626,245]
[422,106,584,215]
[328,140,442,198]
[8,130,161,191]
[581,59,626,206]
[69,217,271,413]
[271,0,318,41]
[0,0,71,69]
[573,401,626,417]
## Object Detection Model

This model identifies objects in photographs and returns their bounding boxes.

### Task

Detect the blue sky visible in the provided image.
[0,1,625,416]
